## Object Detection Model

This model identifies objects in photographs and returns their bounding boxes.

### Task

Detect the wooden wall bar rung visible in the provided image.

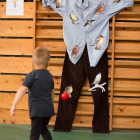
[118,11,140,15]
[113,50,140,54]
[36,21,140,28]
[36,36,140,40]
[113,37,140,41]
[37,11,56,14]
[36,36,63,39]
[36,22,63,26]
[114,22,140,28]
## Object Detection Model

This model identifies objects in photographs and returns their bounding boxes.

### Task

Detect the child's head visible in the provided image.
[32,47,50,69]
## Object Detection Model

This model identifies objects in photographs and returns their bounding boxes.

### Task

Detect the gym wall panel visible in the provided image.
[0,0,140,131]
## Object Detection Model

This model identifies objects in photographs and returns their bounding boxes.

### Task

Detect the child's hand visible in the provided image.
[10,105,16,116]
[10,86,27,116]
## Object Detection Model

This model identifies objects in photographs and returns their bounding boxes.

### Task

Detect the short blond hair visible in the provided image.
[32,47,50,67]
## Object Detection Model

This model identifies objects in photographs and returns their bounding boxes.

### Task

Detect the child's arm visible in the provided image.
[10,86,28,116]
[51,89,55,102]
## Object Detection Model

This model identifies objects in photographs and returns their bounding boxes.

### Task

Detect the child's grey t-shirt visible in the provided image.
[22,69,55,119]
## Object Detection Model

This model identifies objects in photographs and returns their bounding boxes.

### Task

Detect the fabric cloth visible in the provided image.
[30,117,52,140]
[42,0,134,67]
[54,44,109,133]
[22,69,55,118]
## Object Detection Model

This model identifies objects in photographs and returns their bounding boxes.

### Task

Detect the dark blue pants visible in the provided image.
[54,45,109,133]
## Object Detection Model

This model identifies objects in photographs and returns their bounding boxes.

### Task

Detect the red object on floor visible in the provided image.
[61,92,69,100]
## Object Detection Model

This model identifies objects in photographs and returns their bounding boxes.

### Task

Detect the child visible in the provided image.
[10,46,55,140]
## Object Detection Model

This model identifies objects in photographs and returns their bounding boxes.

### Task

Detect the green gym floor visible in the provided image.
[0,123,140,140]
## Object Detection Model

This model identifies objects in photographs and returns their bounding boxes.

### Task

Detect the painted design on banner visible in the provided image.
[6,0,24,16]
[70,11,78,24]
[90,35,104,50]
[84,20,95,26]
[95,4,105,15]
[71,45,79,60]
[12,0,18,8]
[53,0,62,8]
[88,73,106,93]
[113,0,121,3]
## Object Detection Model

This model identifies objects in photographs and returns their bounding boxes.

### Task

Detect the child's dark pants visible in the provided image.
[54,45,109,133]
[30,117,52,140]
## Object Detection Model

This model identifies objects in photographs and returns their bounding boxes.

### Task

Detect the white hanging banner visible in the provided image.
[6,0,24,16]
